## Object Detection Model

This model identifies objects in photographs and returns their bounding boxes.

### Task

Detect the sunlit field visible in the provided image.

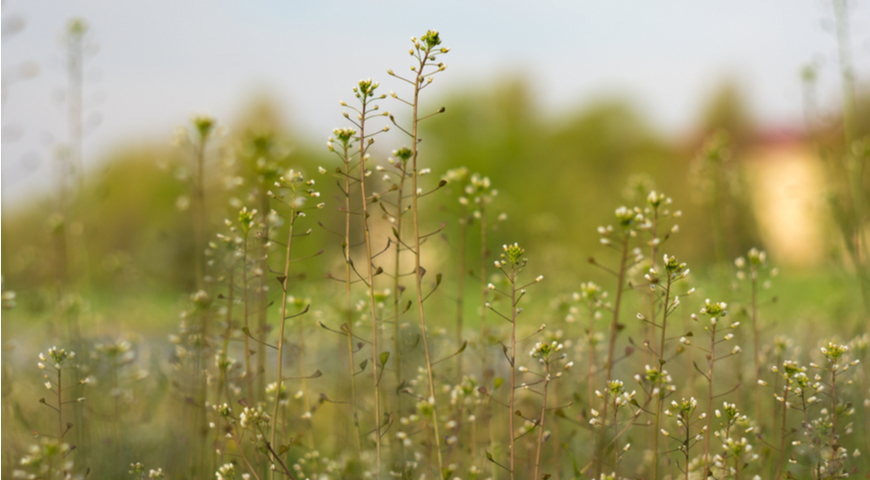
[3,5,870,480]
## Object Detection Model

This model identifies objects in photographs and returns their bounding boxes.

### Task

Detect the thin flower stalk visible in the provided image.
[703,322,717,477]
[534,362,551,480]
[578,283,605,413]
[504,246,523,480]
[529,339,562,480]
[736,248,772,423]
[326,122,365,455]
[820,342,850,479]
[855,335,870,458]
[479,189,493,478]
[771,361,806,480]
[241,218,255,403]
[38,348,80,479]
[456,199,468,382]
[750,261,761,421]
[593,206,638,480]
[489,243,539,480]
[690,299,733,477]
[387,30,450,477]
[390,147,412,430]
[269,170,319,476]
[388,146,412,472]
[239,132,280,405]
[216,257,234,406]
[650,253,688,480]
[355,78,387,477]
[663,397,699,480]
[256,205,270,403]
[190,116,215,291]
[347,148,365,458]
[645,194,662,368]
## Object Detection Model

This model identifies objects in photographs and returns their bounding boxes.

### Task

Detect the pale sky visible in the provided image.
[2,0,869,205]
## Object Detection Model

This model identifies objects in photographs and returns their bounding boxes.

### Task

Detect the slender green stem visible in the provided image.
[257,191,271,406]
[193,137,206,291]
[613,399,619,480]
[199,293,210,476]
[58,368,65,478]
[533,361,551,480]
[357,96,383,479]
[392,155,407,474]
[774,383,790,480]
[409,47,444,476]
[751,268,762,424]
[215,264,235,475]
[703,323,717,477]
[595,232,629,480]
[242,235,254,403]
[344,145,363,458]
[587,299,596,418]
[224,424,263,480]
[480,203,495,479]
[830,368,839,478]
[552,379,562,480]
[508,264,517,480]
[270,205,296,478]
[456,205,467,383]
[652,274,673,480]
[217,265,234,405]
[646,211,660,369]
[684,411,691,480]
[861,349,870,461]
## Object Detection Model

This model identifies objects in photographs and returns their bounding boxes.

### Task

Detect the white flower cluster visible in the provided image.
[216,463,235,480]
[240,406,270,429]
